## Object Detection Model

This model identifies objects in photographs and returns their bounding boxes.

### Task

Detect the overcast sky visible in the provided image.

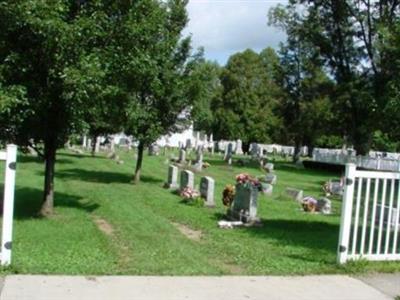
[183,0,287,65]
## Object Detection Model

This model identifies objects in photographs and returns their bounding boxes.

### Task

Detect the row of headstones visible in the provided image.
[165,165,215,207]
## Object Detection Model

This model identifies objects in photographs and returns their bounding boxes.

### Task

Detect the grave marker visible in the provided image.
[285,187,303,202]
[228,184,259,223]
[165,165,179,189]
[180,170,194,190]
[200,176,215,207]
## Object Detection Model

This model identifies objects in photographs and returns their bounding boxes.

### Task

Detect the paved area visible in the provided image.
[356,273,400,299]
[0,275,398,300]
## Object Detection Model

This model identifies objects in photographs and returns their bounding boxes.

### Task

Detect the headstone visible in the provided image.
[228,184,259,223]
[194,147,203,171]
[27,146,38,157]
[148,144,160,156]
[87,138,92,150]
[180,170,194,190]
[225,143,233,163]
[250,143,259,158]
[95,137,100,153]
[185,139,192,150]
[236,139,243,155]
[200,176,215,207]
[179,149,186,163]
[265,174,277,185]
[165,165,179,189]
[375,205,400,228]
[110,138,115,152]
[82,135,87,148]
[285,187,303,202]
[261,183,273,196]
[264,163,274,173]
[194,131,200,149]
[317,197,332,214]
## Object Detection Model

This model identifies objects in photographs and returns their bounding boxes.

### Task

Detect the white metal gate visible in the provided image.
[338,163,400,263]
[0,144,17,266]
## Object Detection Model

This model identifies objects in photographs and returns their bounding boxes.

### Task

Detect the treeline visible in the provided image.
[191,1,400,157]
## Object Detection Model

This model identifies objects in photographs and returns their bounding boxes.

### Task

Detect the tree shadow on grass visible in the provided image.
[18,155,73,165]
[140,175,163,184]
[244,218,339,253]
[56,168,163,185]
[58,152,108,160]
[56,168,132,184]
[13,187,99,219]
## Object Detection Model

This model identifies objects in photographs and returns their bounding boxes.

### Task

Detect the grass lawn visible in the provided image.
[1,148,400,275]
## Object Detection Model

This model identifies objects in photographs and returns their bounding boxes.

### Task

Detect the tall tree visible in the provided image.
[270,0,400,154]
[118,0,196,183]
[213,49,281,151]
[187,59,222,134]
[0,1,102,215]
[269,5,335,161]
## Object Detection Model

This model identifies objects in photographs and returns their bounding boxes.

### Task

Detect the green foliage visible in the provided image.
[371,131,399,152]
[269,1,400,154]
[213,49,281,147]
[269,5,335,157]
[187,59,222,133]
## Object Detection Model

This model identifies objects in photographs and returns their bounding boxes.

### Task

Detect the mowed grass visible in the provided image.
[1,148,400,275]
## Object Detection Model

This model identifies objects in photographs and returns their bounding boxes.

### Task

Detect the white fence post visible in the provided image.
[1,144,17,265]
[337,163,356,264]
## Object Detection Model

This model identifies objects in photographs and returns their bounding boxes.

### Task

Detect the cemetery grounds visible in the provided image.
[0,149,399,275]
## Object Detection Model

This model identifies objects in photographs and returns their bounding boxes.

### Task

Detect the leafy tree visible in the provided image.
[187,58,222,134]
[213,49,281,151]
[270,1,400,155]
[0,1,103,215]
[269,6,335,161]
[118,0,196,183]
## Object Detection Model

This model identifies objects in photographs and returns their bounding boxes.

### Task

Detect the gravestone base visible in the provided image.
[164,182,179,190]
[226,209,262,226]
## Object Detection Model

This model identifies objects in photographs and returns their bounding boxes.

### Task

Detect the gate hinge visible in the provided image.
[345,178,353,186]
[8,162,16,170]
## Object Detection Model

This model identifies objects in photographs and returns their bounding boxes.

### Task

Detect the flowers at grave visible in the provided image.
[301,196,318,213]
[235,173,262,190]
[222,184,235,207]
[180,186,200,201]
[202,162,211,169]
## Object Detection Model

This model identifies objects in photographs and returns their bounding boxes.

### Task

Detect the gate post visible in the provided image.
[337,163,356,264]
[1,144,17,265]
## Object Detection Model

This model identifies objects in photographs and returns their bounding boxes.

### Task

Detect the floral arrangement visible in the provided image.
[202,162,211,169]
[180,187,200,201]
[302,196,318,212]
[236,173,262,190]
[222,184,235,207]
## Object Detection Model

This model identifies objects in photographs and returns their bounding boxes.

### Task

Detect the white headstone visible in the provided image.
[180,170,194,190]
[265,174,277,185]
[179,149,186,163]
[285,188,303,202]
[166,165,179,189]
[200,176,215,207]
[261,183,273,196]
[236,139,243,155]
[264,163,274,173]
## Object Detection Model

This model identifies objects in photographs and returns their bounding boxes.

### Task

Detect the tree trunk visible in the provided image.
[292,139,302,163]
[91,135,97,156]
[40,142,56,216]
[133,140,144,184]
